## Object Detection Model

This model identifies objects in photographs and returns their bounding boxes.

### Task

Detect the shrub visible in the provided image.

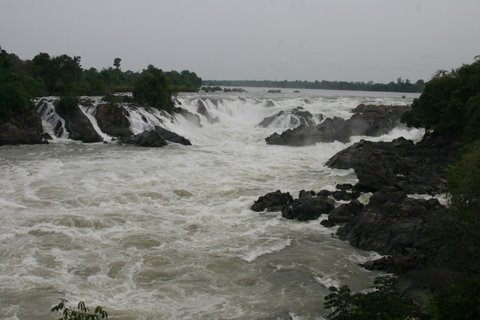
[324,276,417,320]
[133,65,173,112]
[428,276,480,320]
[51,299,108,320]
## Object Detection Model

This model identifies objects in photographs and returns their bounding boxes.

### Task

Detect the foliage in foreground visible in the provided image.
[51,299,108,320]
[324,276,418,320]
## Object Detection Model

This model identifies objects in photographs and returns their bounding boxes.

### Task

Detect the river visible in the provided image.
[0,89,422,319]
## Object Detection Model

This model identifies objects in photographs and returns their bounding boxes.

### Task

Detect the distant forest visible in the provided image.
[203,78,425,93]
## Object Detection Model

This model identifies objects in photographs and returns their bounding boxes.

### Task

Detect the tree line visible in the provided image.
[0,47,202,118]
[203,78,425,93]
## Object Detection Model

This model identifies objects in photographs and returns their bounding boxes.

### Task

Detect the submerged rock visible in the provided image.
[0,109,46,145]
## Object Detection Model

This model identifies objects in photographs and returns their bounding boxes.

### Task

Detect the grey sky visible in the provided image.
[1,0,479,82]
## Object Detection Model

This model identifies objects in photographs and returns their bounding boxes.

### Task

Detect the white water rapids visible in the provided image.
[0,89,422,319]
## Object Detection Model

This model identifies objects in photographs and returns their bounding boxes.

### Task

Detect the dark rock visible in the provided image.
[57,104,102,143]
[258,107,317,128]
[265,104,410,146]
[321,219,336,228]
[327,134,462,194]
[336,183,353,191]
[121,130,168,147]
[174,107,203,127]
[95,104,132,138]
[0,109,46,145]
[282,195,335,221]
[264,100,275,108]
[362,256,394,271]
[196,100,219,124]
[267,90,281,94]
[41,133,53,140]
[328,199,364,223]
[337,186,446,271]
[251,190,294,212]
[298,190,316,199]
[317,190,332,197]
[154,126,191,146]
[332,189,361,201]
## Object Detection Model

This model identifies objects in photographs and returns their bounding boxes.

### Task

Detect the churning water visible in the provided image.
[0,89,422,319]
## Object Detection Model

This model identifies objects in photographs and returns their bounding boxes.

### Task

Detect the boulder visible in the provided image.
[250,190,293,212]
[337,186,446,271]
[0,109,46,145]
[154,126,191,146]
[121,130,168,147]
[321,219,336,228]
[57,105,103,143]
[281,193,335,221]
[95,104,132,138]
[328,199,364,223]
[327,134,462,194]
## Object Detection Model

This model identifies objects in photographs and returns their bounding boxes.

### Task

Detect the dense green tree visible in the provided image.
[133,65,174,112]
[31,53,82,95]
[113,57,121,70]
[402,58,480,140]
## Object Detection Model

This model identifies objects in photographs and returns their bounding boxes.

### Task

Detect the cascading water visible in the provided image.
[0,89,422,320]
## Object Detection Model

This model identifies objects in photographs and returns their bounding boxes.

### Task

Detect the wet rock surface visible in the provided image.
[95,104,132,138]
[0,109,46,145]
[265,104,410,146]
[258,106,319,128]
[58,105,103,143]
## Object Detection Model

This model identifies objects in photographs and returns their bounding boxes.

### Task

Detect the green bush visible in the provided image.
[324,276,417,320]
[51,299,108,320]
[402,58,480,140]
[439,142,480,273]
[133,65,174,112]
[428,277,480,320]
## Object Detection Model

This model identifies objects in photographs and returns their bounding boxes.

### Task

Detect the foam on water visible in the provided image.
[1,89,420,319]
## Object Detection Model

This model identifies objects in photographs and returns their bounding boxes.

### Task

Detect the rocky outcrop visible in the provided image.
[57,105,103,143]
[175,107,202,127]
[265,104,410,146]
[196,100,219,124]
[153,126,191,145]
[121,130,168,147]
[281,191,335,221]
[0,109,46,145]
[95,104,132,138]
[258,106,319,128]
[328,199,364,223]
[250,190,294,212]
[337,186,445,271]
[327,134,462,194]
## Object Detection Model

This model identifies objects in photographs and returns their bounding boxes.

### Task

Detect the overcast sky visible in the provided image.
[1,0,479,82]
